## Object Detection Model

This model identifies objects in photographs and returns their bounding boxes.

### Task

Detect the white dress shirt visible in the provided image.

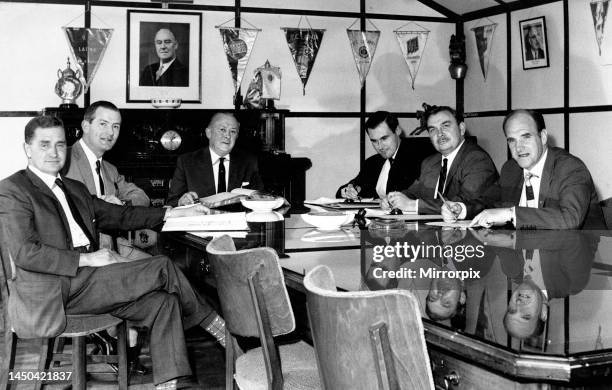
[375,146,399,199]
[519,148,548,208]
[434,139,465,197]
[29,165,90,248]
[79,139,104,196]
[210,148,230,193]
[157,58,176,79]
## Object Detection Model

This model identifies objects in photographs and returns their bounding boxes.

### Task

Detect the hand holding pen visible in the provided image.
[437,191,461,222]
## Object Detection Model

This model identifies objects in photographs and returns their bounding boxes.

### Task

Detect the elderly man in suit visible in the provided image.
[140,28,188,87]
[167,112,264,206]
[444,109,605,229]
[385,105,498,216]
[0,115,228,389]
[336,111,434,200]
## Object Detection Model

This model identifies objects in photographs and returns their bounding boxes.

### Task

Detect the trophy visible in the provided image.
[54,58,83,108]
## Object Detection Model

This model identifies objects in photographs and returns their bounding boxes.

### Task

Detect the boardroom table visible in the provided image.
[163,212,612,389]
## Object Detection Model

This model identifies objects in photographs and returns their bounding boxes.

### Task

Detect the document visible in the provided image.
[200,188,257,208]
[162,212,249,232]
[426,220,473,228]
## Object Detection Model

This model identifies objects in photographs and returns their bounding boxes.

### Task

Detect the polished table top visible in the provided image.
[170,212,612,383]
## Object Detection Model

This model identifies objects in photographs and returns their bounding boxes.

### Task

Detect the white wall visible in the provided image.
[0,0,457,200]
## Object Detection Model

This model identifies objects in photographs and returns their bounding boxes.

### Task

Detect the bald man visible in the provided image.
[140,28,188,87]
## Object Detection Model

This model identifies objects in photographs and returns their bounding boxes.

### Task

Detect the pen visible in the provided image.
[437,191,458,222]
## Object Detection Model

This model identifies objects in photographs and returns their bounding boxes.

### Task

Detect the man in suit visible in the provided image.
[140,28,188,87]
[336,111,433,200]
[0,115,227,389]
[386,105,498,216]
[167,112,264,206]
[525,26,545,61]
[455,109,606,229]
[64,100,149,207]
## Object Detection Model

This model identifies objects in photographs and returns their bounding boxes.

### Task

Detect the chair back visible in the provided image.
[206,235,295,337]
[304,265,434,390]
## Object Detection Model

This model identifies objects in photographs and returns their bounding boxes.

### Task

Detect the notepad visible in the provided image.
[162,212,249,232]
[200,188,257,208]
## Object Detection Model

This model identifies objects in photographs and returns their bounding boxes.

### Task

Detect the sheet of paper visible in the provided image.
[365,208,417,217]
[162,212,248,232]
[426,220,473,228]
[188,230,249,238]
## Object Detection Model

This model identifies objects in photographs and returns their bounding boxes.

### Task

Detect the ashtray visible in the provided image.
[151,98,182,109]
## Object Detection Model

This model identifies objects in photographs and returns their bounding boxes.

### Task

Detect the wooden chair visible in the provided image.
[206,235,321,390]
[304,265,435,390]
[0,251,129,390]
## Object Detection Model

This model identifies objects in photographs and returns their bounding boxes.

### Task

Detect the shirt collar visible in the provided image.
[159,58,176,71]
[441,139,465,164]
[28,165,61,190]
[79,139,102,168]
[524,147,548,179]
[209,147,230,164]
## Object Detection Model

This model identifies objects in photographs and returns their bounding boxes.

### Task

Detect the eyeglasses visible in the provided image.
[213,127,238,137]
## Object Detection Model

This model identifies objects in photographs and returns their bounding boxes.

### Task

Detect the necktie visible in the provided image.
[217,157,226,193]
[54,178,96,249]
[436,158,448,198]
[95,160,105,196]
[524,172,536,207]
[388,157,394,166]
[155,64,165,81]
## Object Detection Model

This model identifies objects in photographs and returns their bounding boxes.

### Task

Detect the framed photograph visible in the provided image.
[127,10,202,103]
[519,16,549,70]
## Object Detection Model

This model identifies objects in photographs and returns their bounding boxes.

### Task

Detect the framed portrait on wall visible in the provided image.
[519,16,549,70]
[127,10,202,103]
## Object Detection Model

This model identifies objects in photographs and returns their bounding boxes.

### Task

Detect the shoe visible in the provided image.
[90,330,117,356]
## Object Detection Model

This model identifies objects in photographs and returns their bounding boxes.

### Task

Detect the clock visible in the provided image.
[160,130,182,151]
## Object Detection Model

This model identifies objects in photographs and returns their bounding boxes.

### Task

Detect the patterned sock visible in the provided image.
[202,314,226,348]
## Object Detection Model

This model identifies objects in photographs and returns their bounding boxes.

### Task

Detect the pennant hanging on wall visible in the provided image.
[218,27,259,97]
[282,27,325,95]
[591,0,610,56]
[63,27,113,92]
[471,23,497,80]
[347,29,380,87]
[258,60,282,99]
[394,25,429,90]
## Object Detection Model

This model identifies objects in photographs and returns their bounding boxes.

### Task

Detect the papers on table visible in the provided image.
[304,197,380,210]
[188,231,248,239]
[365,208,442,221]
[162,212,248,232]
[426,220,473,228]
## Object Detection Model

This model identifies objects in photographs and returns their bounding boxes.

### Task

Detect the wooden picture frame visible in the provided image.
[127,10,202,103]
[519,16,550,70]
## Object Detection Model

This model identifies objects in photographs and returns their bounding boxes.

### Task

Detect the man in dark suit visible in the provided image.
[336,111,434,199]
[386,106,498,216]
[140,28,188,87]
[457,109,605,229]
[0,115,227,389]
[525,26,545,61]
[167,112,264,206]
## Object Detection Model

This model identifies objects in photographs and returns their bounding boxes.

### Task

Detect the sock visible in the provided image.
[202,313,226,348]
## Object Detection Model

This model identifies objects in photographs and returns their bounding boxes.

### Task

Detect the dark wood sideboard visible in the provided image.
[44,107,312,208]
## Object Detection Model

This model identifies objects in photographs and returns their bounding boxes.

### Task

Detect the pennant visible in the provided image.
[63,27,113,92]
[394,29,429,90]
[283,28,325,95]
[347,30,380,87]
[218,27,259,97]
[591,0,610,56]
[471,24,497,80]
[258,60,281,100]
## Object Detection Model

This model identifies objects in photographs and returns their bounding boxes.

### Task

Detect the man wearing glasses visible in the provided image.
[167,112,264,206]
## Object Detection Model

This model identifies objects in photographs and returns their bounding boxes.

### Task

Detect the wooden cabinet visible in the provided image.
[44,107,311,207]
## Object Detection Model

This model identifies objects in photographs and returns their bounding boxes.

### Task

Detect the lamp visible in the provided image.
[449,34,467,79]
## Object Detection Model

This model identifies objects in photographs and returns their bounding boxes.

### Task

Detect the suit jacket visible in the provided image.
[526,48,545,61]
[140,59,188,87]
[0,169,165,338]
[486,147,605,230]
[63,142,150,206]
[402,140,499,216]
[336,139,434,199]
[166,147,264,206]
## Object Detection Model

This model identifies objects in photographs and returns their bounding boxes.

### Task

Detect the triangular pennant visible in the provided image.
[394,30,429,90]
[218,27,259,97]
[591,0,610,56]
[347,30,380,87]
[471,24,496,80]
[63,27,113,93]
[283,28,325,95]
